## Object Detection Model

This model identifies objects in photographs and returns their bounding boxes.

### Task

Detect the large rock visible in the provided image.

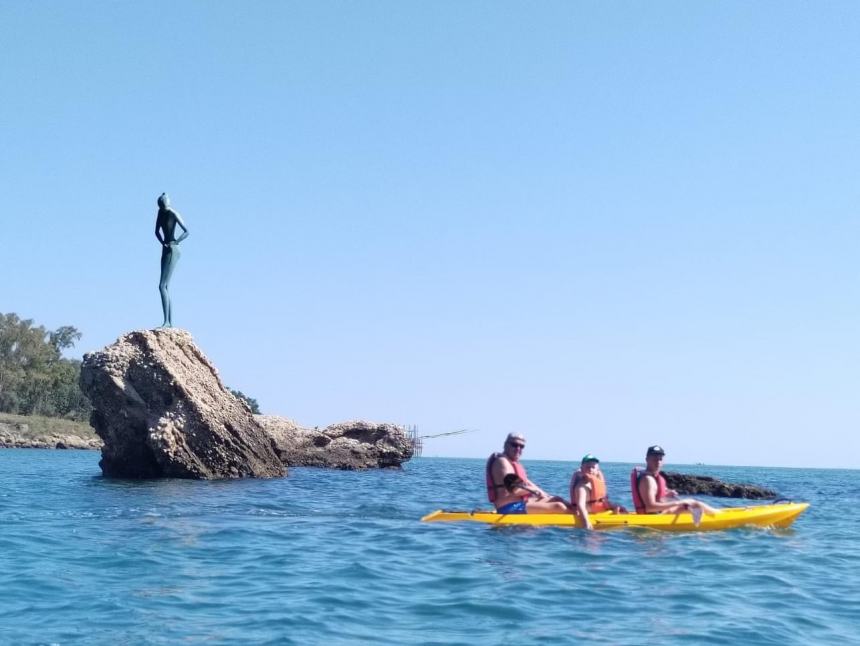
[80,329,284,479]
[258,416,413,469]
[663,472,777,499]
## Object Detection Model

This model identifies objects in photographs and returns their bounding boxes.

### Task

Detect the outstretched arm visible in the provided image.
[575,485,593,530]
[503,473,540,499]
[640,477,692,514]
[525,478,550,498]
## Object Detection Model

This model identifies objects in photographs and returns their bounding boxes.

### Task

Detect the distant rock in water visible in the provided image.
[80,328,285,480]
[258,416,413,469]
[663,472,777,499]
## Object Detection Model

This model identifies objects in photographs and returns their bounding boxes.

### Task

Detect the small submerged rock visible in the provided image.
[663,472,777,499]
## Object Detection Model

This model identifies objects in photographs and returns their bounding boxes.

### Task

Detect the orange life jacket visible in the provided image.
[485,453,528,504]
[573,470,609,513]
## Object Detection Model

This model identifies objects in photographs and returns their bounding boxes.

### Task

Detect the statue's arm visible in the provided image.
[154,217,165,246]
[173,210,190,243]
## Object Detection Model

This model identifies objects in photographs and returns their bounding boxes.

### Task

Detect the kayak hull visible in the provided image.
[421,502,809,532]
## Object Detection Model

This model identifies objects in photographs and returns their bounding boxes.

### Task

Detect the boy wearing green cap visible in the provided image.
[569,454,627,530]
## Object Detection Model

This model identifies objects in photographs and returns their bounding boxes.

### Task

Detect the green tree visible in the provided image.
[0,313,91,420]
[229,388,261,414]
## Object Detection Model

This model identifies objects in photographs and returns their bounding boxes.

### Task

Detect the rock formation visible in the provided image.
[80,328,285,479]
[663,472,777,499]
[258,416,413,469]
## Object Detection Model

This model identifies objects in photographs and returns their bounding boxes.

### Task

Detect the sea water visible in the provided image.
[0,450,858,645]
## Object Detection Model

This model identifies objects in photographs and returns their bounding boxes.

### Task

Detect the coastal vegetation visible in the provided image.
[0,411,94,437]
[0,313,91,421]
[0,313,266,449]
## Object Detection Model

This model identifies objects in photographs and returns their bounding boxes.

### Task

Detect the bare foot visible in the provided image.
[691,506,703,527]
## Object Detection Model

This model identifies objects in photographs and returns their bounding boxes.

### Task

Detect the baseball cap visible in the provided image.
[646,445,666,456]
[581,453,600,464]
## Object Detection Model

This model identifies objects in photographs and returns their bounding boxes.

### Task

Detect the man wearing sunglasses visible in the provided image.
[485,433,572,514]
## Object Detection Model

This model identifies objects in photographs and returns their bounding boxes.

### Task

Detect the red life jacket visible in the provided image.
[573,470,609,513]
[630,467,667,514]
[485,453,528,503]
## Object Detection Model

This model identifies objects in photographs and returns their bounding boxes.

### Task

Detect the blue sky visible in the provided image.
[2,2,857,468]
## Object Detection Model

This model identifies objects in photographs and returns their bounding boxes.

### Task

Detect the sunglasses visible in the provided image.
[508,442,525,450]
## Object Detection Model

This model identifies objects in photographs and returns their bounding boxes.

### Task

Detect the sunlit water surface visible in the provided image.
[1,451,858,645]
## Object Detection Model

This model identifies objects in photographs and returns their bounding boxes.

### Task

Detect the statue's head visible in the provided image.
[157,193,169,208]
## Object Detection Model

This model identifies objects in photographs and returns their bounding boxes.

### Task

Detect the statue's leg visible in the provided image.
[159,246,180,327]
[159,247,170,326]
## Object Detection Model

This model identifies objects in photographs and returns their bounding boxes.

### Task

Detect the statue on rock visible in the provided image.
[154,193,189,328]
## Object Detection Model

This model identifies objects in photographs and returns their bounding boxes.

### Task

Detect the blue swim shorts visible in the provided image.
[496,501,527,514]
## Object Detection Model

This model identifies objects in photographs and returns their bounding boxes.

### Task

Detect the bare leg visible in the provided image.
[158,245,180,327]
[662,500,719,516]
[692,500,719,516]
[525,499,574,514]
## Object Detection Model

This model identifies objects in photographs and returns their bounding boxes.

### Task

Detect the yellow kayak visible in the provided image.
[421,502,809,532]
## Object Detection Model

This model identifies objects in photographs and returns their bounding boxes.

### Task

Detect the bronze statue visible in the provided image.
[154,193,189,328]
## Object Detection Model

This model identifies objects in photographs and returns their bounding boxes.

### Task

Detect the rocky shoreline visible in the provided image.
[1,420,781,499]
[0,414,413,468]
[0,417,101,450]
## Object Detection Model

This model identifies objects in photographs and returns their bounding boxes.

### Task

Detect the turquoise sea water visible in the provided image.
[1,450,858,645]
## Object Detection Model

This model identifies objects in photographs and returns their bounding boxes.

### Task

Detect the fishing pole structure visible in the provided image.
[405,426,475,457]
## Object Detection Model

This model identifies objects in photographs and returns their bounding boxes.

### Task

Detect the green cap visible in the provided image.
[581,453,600,464]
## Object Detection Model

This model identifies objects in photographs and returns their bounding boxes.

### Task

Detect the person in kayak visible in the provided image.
[569,454,627,530]
[632,445,718,517]
[485,433,572,514]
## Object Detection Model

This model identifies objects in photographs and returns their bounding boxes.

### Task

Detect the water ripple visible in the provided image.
[0,451,858,644]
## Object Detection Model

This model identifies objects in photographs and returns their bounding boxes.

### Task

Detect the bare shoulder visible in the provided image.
[492,455,514,476]
[639,473,657,493]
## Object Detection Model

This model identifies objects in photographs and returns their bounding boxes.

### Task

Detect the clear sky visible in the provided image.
[2,2,857,468]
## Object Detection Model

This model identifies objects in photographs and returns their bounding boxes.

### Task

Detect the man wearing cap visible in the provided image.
[569,454,627,530]
[632,445,718,517]
[485,433,572,514]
